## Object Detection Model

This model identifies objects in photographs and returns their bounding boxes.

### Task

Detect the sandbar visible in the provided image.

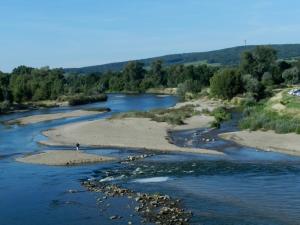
[219,130,300,156]
[40,117,222,155]
[16,150,115,166]
[8,110,106,125]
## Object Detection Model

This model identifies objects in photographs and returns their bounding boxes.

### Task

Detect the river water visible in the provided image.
[0,94,299,225]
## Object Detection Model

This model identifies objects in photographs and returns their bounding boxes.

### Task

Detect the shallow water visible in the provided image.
[0,94,300,225]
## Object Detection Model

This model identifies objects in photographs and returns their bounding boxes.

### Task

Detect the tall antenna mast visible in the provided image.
[244,40,247,47]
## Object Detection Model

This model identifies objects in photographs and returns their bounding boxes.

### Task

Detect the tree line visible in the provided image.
[209,46,300,100]
[1,45,299,109]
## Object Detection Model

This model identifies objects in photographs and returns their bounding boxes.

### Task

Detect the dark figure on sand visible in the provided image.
[76,143,80,151]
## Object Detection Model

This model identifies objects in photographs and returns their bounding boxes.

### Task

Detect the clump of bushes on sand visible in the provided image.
[112,105,198,125]
[239,105,300,134]
[58,94,107,106]
[209,106,231,128]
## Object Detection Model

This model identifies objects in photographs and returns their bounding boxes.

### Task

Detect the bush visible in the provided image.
[210,68,242,99]
[211,107,231,123]
[0,101,11,113]
[112,104,196,125]
[209,106,231,129]
[177,80,202,100]
[66,94,107,106]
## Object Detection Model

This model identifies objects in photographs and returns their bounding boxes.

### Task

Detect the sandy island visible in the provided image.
[7,110,106,125]
[39,117,222,155]
[220,130,300,156]
[16,150,115,166]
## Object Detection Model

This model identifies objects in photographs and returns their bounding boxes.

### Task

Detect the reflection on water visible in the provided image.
[0,94,300,225]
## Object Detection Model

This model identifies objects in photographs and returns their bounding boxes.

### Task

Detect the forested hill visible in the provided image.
[65,44,300,74]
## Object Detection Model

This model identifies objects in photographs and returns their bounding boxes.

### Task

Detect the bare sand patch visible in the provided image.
[16,150,115,166]
[8,110,106,125]
[40,117,222,155]
[219,130,300,156]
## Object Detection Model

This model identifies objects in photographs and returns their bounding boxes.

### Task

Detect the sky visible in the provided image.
[1,0,300,72]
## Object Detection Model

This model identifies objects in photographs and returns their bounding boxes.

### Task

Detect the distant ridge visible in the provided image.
[64,44,300,74]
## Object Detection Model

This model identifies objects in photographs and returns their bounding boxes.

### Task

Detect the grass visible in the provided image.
[111,104,199,125]
[280,90,300,110]
[238,87,300,134]
[239,104,300,134]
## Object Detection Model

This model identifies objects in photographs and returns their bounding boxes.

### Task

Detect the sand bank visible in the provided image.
[16,150,115,166]
[40,117,222,155]
[8,110,106,125]
[220,130,300,156]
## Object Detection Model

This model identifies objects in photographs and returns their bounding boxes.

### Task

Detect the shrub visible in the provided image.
[210,68,242,99]
[67,94,107,106]
[211,107,231,123]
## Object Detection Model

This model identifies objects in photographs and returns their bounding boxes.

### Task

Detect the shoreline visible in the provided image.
[7,109,109,125]
[16,150,116,166]
[219,130,300,156]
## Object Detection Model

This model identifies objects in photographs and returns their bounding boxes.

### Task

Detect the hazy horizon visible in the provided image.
[1,0,300,72]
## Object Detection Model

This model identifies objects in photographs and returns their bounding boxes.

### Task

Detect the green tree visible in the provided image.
[241,46,277,80]
[282,67,300,85]
[210,68,242,99]
[123,61,145,91]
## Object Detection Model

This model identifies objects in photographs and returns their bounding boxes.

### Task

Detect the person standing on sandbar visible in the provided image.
[76,143,80,151]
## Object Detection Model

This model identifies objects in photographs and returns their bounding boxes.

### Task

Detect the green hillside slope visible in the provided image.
[65,44,300,74]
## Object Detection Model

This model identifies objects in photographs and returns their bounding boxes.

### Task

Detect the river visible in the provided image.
[0,94,299,225]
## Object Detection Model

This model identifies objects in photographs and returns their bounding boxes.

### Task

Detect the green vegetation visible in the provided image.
[2,44,300,135]
[85,107,111,112]
[281,91,300,109]
[111,105,198,125]
[0,66,108,113]
[209,107,231,128]
[239,104,300,134]
[210,69,242,99]
[58,94,107,106]
[65,44,300,74]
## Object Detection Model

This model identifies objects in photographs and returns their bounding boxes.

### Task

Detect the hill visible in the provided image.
[64,44,300,74]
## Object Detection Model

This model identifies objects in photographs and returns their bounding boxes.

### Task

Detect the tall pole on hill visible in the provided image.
[244,40,247,47]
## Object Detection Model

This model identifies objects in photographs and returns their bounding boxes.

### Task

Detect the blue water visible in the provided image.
[0,94,300,225]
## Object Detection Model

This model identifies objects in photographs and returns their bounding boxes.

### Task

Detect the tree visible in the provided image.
[210,68,242,99]
[282,67,300,85]
[177,79,202,99]
[123,61,145,91]
[12,65,34,75]
[261,72,274,87]
[0,72,11,102]
[240,46,277,80]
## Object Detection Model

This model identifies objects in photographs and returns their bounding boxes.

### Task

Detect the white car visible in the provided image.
[288,89,300,96]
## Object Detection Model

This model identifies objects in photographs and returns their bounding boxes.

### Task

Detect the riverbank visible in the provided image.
[220,130,300,156]
[7,109,109,125]
[16,150,116,166]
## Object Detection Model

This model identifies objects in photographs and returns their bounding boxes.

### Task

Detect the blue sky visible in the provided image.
[1,0,300,72]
